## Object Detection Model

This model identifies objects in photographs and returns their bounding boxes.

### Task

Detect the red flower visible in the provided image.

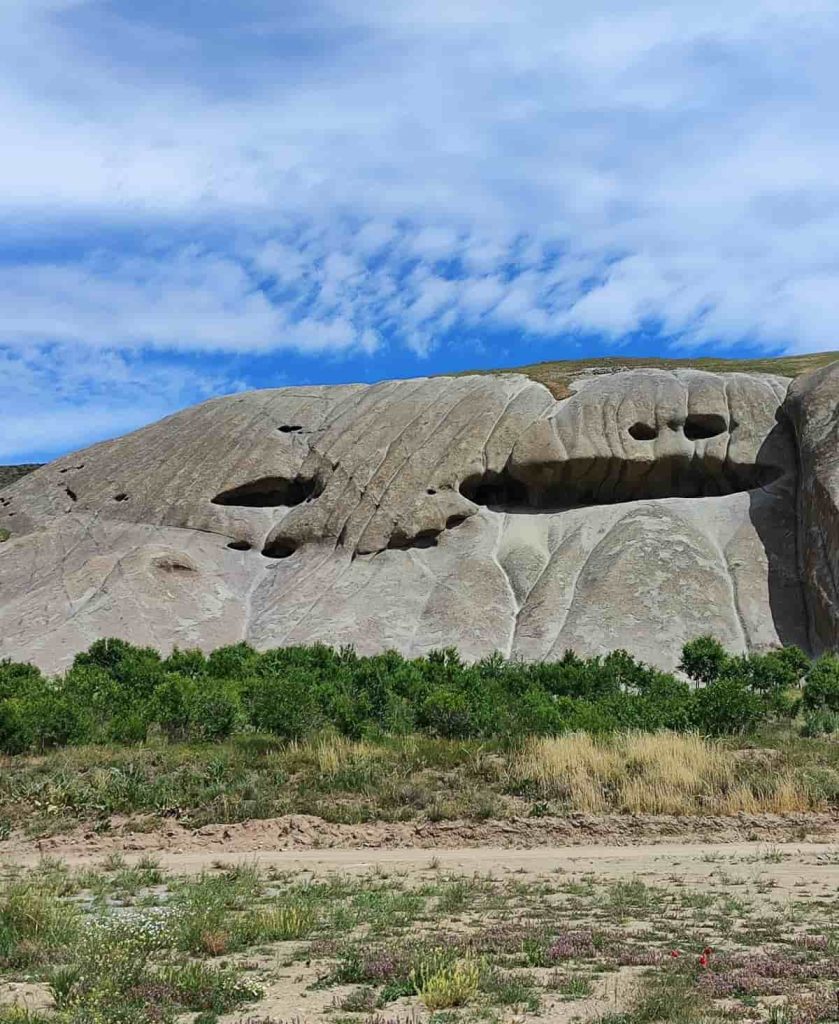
[703,947,713,956]
[698,954,709,968]
[670,950,681,958]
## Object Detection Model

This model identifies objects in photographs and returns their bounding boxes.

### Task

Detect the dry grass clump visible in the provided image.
[287,734,386,775]
[511,732,815,815]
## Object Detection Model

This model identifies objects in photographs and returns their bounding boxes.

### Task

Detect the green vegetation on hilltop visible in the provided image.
[465,350,839,399]
[0,464,41,490]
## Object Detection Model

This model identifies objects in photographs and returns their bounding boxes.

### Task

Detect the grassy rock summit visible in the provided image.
[0,463,41,489]
[1,355,839,672]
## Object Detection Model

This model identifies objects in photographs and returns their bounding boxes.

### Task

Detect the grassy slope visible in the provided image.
[464,350,839,399]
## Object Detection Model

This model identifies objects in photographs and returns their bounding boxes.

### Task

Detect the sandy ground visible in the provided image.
[4,820,839,898]
[4,809,839,871]
[3,822,839,1023]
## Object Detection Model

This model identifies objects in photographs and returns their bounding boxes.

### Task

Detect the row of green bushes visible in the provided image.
[0,636,838,754]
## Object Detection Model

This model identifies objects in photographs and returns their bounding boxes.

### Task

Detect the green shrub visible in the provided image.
[18,690,96,750]
[206,642,258,679]
[771,644,811,679]
[0,700,31,755]
[188,682,241,741]
[691,677,763,735]
[803,653,839,712]
[150,673,196,739]
[420,687,474,739]
[679,636,729,683]
[801,708,839,737]
[0,660,43,700]
[728,650,804,693]
[162,647,208,678]
[0,636,821,754]
[247,669,321,739]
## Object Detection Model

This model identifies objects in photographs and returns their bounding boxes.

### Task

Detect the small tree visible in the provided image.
[803,653,839,712]
[679,636,728,684]
[691,677,762,735]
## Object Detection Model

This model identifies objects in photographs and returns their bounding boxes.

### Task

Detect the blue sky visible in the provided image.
[4,1,839,463]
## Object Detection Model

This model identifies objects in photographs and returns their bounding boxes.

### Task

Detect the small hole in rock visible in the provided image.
[65,488,77,502]
[460,472,529,508]
[262,538,297,559]
[387,529,440,550]
[277,425,303,433]
[426,488,437,495]
[446,514,468,529]
[684,413,727,441]
[227,540,252,551]
[114,492,129,502]
[154,558,196,573]
[628,422,657,441]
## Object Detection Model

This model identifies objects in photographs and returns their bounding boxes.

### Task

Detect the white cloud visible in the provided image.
[4,0,839,458]
[0,344,246,462]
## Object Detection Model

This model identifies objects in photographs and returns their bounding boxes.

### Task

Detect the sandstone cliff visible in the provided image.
[1,365,833,671]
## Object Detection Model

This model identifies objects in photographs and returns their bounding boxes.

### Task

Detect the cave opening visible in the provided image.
[460,455,784,511]
[211,475,320,508]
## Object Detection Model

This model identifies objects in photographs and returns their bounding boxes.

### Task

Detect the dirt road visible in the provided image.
[3,812,839,898]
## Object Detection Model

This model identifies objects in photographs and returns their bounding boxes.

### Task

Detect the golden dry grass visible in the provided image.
[511,732,816,815]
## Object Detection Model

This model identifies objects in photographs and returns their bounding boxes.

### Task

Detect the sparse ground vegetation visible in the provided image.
[2,853,839,1023]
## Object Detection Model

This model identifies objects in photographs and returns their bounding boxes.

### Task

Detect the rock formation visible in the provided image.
[0,364,835,672]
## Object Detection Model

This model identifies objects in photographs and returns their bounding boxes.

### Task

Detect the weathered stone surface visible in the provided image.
[787,363,839,652]
[0,367,817,671]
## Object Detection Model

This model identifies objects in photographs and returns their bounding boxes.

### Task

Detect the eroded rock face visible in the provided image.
[787,363,839,653]
[0,368,817,671]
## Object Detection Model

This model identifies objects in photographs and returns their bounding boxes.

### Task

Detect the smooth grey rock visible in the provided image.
[0,368,816,672]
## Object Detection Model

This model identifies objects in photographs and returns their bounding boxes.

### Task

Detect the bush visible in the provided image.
[247,669,321,740]
[0,635,819,754]
[728,650,804,693]
[801,708,839,737]
[188,682,241,741]
[150,674,195,740]
[679,636,728,683]
[162,647,208,679]
[207,643,258,679]
[803,653,839,712]
[420,687,474,739]
[691,677,763,735]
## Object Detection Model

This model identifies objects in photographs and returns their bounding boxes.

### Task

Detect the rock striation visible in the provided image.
[0,364,835,672]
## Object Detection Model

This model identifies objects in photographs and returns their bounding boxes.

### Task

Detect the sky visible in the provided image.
[3,1,839,463]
